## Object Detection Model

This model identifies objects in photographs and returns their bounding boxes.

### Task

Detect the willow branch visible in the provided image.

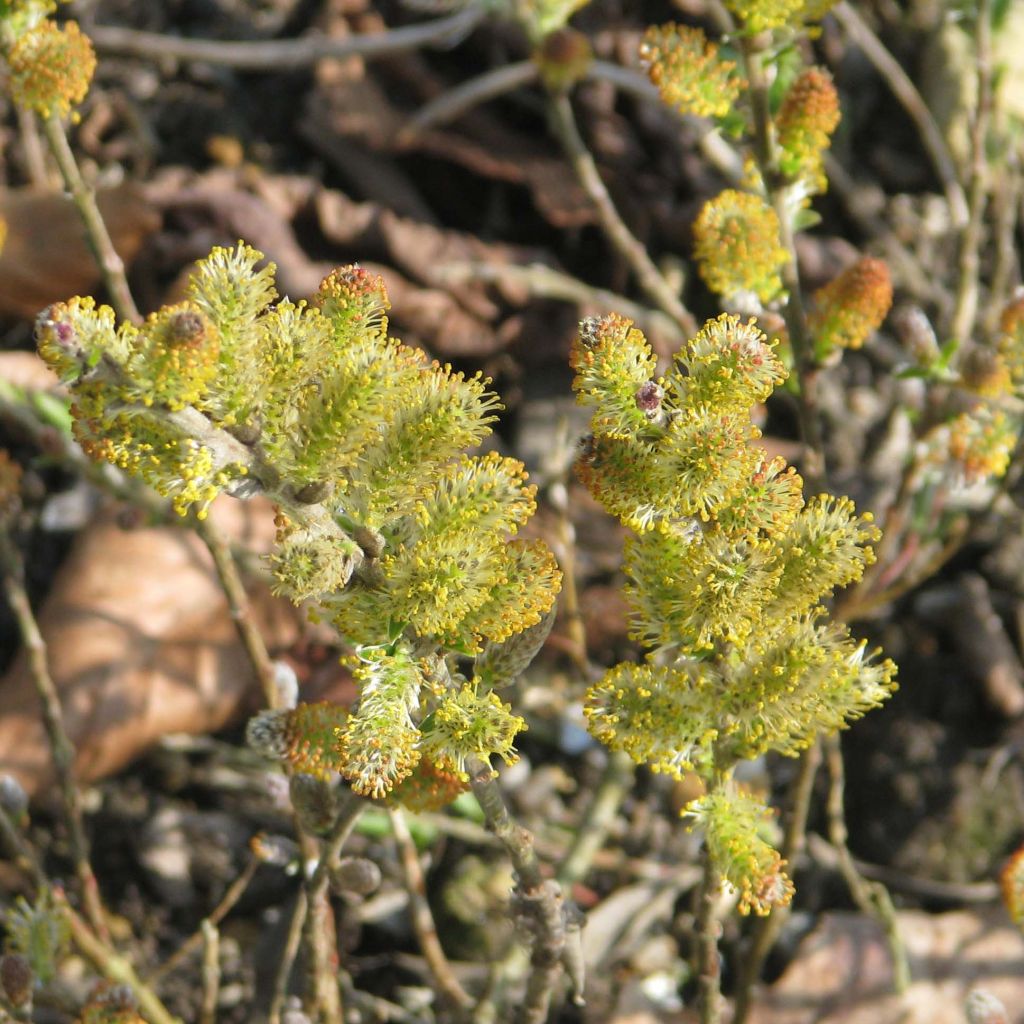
[56,893,182,1024]
[824,734,910,992]
[546,91,697,336]
[195,516,279,709]
[949,0,993,345]
[468,758,575,1024]
[41,114,141,324]
[400,61,539,141]
[300,792,366,1024]
[0,535,109,943]
[695,846,723,1024]
[149,851,261,983]
[731,742,821,1024]
[740,36,825,489]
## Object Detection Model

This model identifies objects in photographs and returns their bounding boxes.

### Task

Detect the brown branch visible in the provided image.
[731,742,821,1024]
[300,792,365,1024]
[88,10,483,70]
[950,0,993,345]
[55,892,182,1024]
[0,536,109,943]
[148,851,261,983]
[198,921,220,1024]
[195,516,279,709]
[546,91,697,336]
[468,758,576,1024]
[739,34,825,489]
[824,734,910,992]
[41,115,141,324]
[695,847,723,1024]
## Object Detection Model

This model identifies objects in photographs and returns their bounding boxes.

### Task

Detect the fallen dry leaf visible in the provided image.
[0,497,301,800]
[0,183,159,319]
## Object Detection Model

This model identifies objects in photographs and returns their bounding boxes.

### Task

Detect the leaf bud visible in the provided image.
[246,709,291,760]
[250,832,300,867]
[0,773,29,822]
[289,773,341,836]
[293,480,333,505]
[330,856,382,897]
[959,345,1011,398]
[274,660,300,710]
[893,305,939,367]
[534,28,593,93]
[165,309,210,348]
[0,952,33,1008]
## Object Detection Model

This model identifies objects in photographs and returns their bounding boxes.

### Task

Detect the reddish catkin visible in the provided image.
[1001,842,1024,927]
[775,67,840,188]
[810,256,893,355]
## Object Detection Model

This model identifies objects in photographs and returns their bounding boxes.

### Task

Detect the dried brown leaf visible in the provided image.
[0,184,159,319]
[0,498,300,798]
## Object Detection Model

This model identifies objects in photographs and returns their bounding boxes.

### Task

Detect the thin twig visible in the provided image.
[731,742,821,1024]
[805,832,999,903]
[0,535,109,943]
[194,516,278,709]
[832,2,968,230]
[823,734,910,992]
[740,35,825,488]
[87,9,483,70]
[55,892,182,1024]
[555,751,633,888]
[148,852,261,983]
[0,804,45,890]
[545,430,598,682]
[199,920,221,1024]
[269,889,309,1024]
[389,808,473,1011]
[468,758,573,1024]
[435,260,685,347]
[300,792,366,1024]
[40,114,141,324]
[546,91,697,336]
[399,61,539,142]
[694,846,722,1024]
[949,0,993,345]
[985,159,1022,335]
[16,107,51,187]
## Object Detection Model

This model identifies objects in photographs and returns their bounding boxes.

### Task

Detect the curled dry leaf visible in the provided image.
[0,497,301,799]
